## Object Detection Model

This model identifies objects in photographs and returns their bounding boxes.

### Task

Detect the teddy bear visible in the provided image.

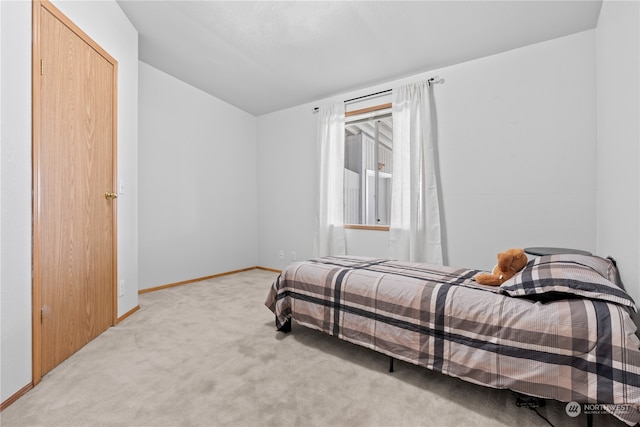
[475,248,528,286]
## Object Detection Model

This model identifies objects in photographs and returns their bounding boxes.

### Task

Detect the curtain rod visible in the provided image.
[312,76,443,113]
[344,89,392,105]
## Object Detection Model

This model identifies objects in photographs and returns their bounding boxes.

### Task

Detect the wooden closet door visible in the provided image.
[34,0,117,378]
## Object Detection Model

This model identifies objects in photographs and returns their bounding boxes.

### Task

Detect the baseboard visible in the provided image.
[138,266,263,294]
[256,266,282,273]
[1,383,33,411]
[116,305,140,324]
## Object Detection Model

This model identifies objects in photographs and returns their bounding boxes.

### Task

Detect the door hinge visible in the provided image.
[40,308,44,324]
[40,59,44,76]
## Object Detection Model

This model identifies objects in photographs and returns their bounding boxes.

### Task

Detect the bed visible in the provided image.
[264,254,640,425]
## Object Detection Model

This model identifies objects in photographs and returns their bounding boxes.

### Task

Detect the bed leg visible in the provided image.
[276,317,291,333]
[586,413,593,427]
[389,357,395,373]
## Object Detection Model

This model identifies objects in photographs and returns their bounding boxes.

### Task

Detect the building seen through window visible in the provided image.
[344,103,392,227]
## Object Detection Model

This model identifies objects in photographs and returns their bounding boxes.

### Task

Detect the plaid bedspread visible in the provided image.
[265,256,640,425]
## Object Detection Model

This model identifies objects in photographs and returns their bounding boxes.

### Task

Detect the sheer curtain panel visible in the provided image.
[389,81,444,264]
[314,103,347,257]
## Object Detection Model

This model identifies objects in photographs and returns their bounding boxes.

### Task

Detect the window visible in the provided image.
[344,103,392,228]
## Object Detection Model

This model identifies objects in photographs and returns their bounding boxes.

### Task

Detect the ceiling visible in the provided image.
[117,0,603,116]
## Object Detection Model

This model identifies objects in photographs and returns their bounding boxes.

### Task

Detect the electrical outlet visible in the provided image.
[119,280,125,297]
[291,251,297,261]
[278,250,284,260]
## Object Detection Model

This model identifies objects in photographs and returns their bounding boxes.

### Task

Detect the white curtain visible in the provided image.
[389,81,443,264]
[313,103,346,257]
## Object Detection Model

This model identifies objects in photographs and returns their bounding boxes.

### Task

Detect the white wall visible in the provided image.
[1,0,32,405]
[437,30,597,269]
[0,0,139,403]
[596,0,640,304]
[138,62,258,290]
[257,105,318,270]
[257,30,598,272]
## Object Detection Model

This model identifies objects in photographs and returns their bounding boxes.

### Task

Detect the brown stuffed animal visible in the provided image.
[475,248,528,286]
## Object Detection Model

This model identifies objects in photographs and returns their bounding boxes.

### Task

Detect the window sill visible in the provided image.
[344,224,390,232]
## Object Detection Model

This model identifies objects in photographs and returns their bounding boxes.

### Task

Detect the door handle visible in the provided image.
[105,192,118,200]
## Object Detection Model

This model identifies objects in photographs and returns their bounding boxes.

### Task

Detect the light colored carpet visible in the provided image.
[1,269,625,427]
